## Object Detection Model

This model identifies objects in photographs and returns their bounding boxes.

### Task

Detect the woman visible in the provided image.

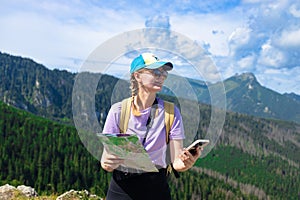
[101,53,201,200]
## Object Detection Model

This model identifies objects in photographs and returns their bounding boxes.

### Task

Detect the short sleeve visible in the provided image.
[102,102,122,134]
[168,105,185,140]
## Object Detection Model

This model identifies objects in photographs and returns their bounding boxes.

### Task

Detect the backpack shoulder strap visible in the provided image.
[120,98,175,142]
[164,101,180,178]
[119,97,132,133]
[164,101,174,144]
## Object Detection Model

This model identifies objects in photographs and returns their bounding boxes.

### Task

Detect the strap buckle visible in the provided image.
[167,164,173,176]
[166,164,180,178]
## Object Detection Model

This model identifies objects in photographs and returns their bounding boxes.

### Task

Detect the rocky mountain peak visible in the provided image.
[232,72,257,82]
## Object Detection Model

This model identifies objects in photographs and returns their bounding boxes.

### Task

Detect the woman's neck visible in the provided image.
[134,93,156,111]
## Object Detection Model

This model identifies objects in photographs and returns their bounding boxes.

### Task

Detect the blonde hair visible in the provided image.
[130,68,150,97]
[130,73,139,97]
[130,72,141,116]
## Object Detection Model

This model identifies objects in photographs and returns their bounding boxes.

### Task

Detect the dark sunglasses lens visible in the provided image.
[153,69,168,77]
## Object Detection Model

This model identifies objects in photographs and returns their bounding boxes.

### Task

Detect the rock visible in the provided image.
[56,189,102,200]
[0,184,103,200]
[0,184,16,193]
[17,185,38,197]
[0,184,38,200]
[0,184,22,200]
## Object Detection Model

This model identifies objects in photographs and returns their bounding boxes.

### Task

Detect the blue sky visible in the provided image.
[1,0,300,95]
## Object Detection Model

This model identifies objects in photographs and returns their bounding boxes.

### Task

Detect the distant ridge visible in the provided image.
[0,51,299,124]
[222,72,300,123]
[283,92,300,102]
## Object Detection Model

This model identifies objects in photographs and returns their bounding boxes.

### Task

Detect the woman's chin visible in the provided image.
[154,87,163,92]
[151,85,163,92]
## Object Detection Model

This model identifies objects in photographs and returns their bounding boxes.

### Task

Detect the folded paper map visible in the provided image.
[97,133,158,172]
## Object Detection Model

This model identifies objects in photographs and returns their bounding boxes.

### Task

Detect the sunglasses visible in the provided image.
[141,68,168,78]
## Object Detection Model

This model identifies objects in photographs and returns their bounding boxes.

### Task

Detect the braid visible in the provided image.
[130,73,139,97]
[130,73,141,116]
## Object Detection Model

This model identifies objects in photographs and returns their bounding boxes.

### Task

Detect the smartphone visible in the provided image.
[186,139,210,155]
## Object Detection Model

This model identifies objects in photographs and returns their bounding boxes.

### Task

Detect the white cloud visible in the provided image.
[277,28,300,48]
[217,0,300,94]
[228,27,252,57]
[138,15,225,82]
[0,12,106,70]
[257,41,285,68]
[289,3,300,17]
[171,11,244,57]
[0,0,145,71]
[257,66,300,94]
[1,0,300,94]
[237,54,256,70]
[145,15,171,29]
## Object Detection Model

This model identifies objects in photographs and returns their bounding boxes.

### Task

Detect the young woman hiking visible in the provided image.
[100,53,202,200]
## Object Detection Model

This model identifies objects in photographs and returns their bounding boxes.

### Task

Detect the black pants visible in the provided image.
[106,169,171,200]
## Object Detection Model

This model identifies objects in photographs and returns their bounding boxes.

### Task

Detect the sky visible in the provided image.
[1,0,300,95]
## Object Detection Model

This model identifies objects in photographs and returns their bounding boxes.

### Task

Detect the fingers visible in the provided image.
[101,160,123,172]
[102,159,123,167]
[101,153,124,171]
[193,146,203,159]
[180,147,203,168]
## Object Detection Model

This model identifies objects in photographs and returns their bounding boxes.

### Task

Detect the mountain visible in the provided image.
[0,51,299,124]
[178,73,300,124]
[283,92,300,102]
[0,52,129,124]
[222,73,300,123]
[0,52,299,199]
[0,52,74,120]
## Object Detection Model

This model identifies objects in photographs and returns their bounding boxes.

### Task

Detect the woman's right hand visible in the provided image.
[100,148,124,172]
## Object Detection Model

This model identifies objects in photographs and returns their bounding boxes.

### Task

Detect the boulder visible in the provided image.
[0,184,16,193]
[56,189,102,200]
[0,184,38,200]
[0,184,21,200]
[17,185,38,197]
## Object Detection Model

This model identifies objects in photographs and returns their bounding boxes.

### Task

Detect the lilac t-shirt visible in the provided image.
[102,97,185,167]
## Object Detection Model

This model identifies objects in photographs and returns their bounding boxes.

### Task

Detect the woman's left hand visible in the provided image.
[172,146,202,172]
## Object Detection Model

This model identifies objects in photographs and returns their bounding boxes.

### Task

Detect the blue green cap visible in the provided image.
[130,53,173,74]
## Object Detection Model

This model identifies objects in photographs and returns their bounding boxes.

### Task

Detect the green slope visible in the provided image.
[1,101,300,199]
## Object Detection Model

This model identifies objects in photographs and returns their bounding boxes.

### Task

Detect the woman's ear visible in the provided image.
[134,72,142,82]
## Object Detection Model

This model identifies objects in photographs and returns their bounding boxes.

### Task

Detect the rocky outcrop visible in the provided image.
[17,185,38,197]
[56,189,102,200]
[0,184,103,200]
[0,184,38,199]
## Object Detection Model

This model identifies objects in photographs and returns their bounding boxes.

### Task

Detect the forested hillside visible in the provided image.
[0,52,129,124]
[1,101,299,199]
[0,101,249,199]
[1,51,300,124]
[0,101,110,196]
[1,52,299,199]
[0,52,74,120]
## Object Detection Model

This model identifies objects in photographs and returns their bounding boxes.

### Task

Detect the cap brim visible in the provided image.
[144,61,173,71]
